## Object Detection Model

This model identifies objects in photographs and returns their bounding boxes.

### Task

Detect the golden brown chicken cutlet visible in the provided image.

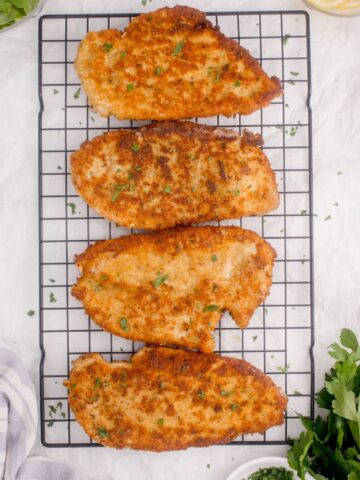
[74,6,282,120]
[72,226,276,352]
[70,121,279,230]
[65,347,287,451]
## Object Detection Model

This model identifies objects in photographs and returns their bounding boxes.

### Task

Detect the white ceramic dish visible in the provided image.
[0,0,46,34]
[226,456,312,480]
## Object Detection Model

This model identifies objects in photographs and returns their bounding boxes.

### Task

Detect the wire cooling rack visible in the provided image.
[38,10,314,447]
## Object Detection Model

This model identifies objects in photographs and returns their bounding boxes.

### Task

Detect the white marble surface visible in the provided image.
[0,0,360,478]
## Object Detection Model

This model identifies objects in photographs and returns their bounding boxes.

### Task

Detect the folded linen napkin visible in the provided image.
[0,341,75,480]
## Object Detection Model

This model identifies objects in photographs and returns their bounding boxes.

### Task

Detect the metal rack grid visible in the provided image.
[38,10,314,447]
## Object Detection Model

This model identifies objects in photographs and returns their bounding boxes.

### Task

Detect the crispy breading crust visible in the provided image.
[72,227,276,352]
[74,6,282,120]
[65,347,287,451]
[70,121,279,230]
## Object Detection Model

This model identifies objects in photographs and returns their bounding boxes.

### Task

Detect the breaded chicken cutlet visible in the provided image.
[65,347,287,451]
[72,227,276,352]
[74,6,282,120]
[71,121,279,230]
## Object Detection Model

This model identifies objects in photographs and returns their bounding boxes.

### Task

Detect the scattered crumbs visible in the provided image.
[294,390,302,396]
[207,464,211,469]
[27,310,35,317]
[153,273,169,288]
[49,278,55,283]
[301,209,307,215]
[90,116,95,123]
[73,88,81,100]
[53,89,59,95]
[49,292,57,303]
[67,202,76,215]
[337,171,343,175]
[290,71,299,76]
[126,83,135,91]
[333,202,339,207]
[277,364,290,373]
[57,165,62,170]
[324,215,332,221]
[253,335,258,342]
[172,40,185,56]
[282,34,290,45]
[163,184,172,193]
[211,254,218,262]
[287,80,296,86]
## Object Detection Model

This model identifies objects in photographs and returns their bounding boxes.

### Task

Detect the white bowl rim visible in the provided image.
[226,456,302,480]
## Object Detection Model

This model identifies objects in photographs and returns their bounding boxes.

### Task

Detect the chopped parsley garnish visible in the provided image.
[290,71,299,76]
[300,209,307,215]
[337,171,343,175]
[157,418,164,426]
[126,83,135,91]
[253,335,258,342]
[231,403,238,411]
[131,143,141,152]
[135,165,142,171]
[207,464,210,469]
[324,215,331,221]
[67,202,76,215]
[203,304,220,312]
[211,254,218,262]
[287,79,296,85]
[53,89,59,95]
[120,317,128,332]
[197,390,206,399]
[103,43,113,52]
[95,378,103,388]
[49,278,55,283]
[172,40,185,56]
[97,428,108,438]
[234,80,241,87]
[27,310,35,317]
[163,185,171,193]
[154,66,162,75]
[153,273,169,288]
[232,189,240,196]
[277,364,290,373]
[73,88,81,99]
[128,173,134,180]
[111,184,131,202]
[220,390,231,397]
[120,51,127,59]
[49,292,57,303]
[282,34,290,45]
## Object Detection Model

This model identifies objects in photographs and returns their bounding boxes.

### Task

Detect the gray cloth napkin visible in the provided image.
[0,342,75,480]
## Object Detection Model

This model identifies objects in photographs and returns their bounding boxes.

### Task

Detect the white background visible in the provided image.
[0,0,360,479]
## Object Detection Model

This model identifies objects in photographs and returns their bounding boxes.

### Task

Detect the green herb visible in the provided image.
[289,126,298,136]
[232,189,240,196]
[172,40,185,56]
[27,310,35,317]
[0,0,39,30]
[141,0,151,5]
[131,143,141,152]
[120,51,127,59]
[111,184,131,202]
[153,273,168,288]
[211,254,218,262]
[53,89,59,95]
[95,378,103,388]
[198,390,206,399]
[282,34,290,45]
[287,80,296,85]
[231,403,238,411]
[157,418,164,426]
[154,66,162,75]
[253,335,258,342]
[163,185,171,193]
[243,467,294,480]
[126,83,135,91]
[287,329,360,479]
[103,43,113,52]
[293,390,302,396]
[97,428,108,438]
[67,202,76,215]
[234,80,241,87]
[73,88,81,99]
[128,173,134,180]
[203,305,220,312]
[49,292,56,303]
[135,165,142,171]
[300,209,307,215]
[208,156,214,161]
[90,116,95,123]
[290,71,299,76]
[337,171,343,175]
[285,103,289,107]
[207,464,210,469]
[120,317,128,332]
[57,165,62,170]
[220,390,231,397]
[47,420,54,427]
[277,364,290,373]
[324,215,332,221]
[159,381,165,388]
[49,278,55,283]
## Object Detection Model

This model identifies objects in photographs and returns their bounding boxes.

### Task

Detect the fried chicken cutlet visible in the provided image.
[72,227,276,353]
[70,121,279,230]
[66,347,287,451]
[74,6,282,120]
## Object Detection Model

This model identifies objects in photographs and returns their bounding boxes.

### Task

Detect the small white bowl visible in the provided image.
[226,456,311,480]
[0,0,46,34]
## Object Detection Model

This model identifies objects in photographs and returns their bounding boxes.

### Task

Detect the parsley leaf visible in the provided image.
[73,88,81,100]
[203,304,220,312]
[120,317,128,332]
[172,40,185,56]
[234,80,241,87]
[163,185,171,193]
[126,83,135,91]
[103,43,113,52]
[27,310,35,317]
[131,143,141,152]
[153,273,168,288]
[67,202,76,215]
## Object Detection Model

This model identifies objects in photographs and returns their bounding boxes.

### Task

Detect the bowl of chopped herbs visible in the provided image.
[0,0,46,32]
[226,457,306,480]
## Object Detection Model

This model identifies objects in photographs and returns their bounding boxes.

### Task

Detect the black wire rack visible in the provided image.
[38,10,314,447]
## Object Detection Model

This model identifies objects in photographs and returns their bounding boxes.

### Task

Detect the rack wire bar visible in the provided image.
[38,10,314,447]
